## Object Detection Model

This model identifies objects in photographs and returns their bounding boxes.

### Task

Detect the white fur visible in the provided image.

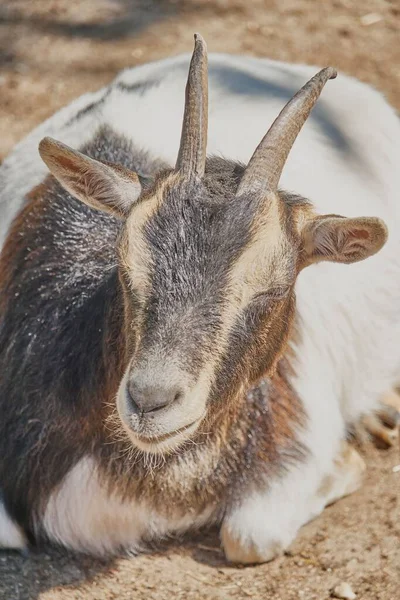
[40,457,216,555]
[1,52,400,557]
[0,499,26,550]
[221,442,366,562]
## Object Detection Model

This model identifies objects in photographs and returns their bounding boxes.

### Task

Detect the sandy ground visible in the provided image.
[0,1,399,599]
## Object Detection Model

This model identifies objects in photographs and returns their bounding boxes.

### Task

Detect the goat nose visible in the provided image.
[126,381,182,415]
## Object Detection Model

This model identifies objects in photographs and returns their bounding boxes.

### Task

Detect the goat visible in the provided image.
[0,34,399,563]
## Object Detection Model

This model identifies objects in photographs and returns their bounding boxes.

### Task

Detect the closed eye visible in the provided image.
[253,285,291,302]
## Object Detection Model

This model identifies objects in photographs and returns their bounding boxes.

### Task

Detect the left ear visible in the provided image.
[39,137,142,217]
[301,215,388,266]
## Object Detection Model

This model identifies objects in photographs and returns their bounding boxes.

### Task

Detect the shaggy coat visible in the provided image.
[0,42,399,560]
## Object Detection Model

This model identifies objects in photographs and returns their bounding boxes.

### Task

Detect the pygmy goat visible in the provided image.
[0,35,399,563]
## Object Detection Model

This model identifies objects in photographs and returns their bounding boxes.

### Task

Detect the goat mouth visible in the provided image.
[134,420,200,445]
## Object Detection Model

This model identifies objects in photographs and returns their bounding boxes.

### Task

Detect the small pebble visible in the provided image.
[360,12,383,26]
[332,582,356,600]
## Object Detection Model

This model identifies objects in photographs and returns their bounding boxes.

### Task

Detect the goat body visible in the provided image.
[0,49,399,561]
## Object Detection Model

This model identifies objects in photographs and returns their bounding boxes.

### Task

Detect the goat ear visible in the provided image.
[38,137,141,217]
[301,215,388,266]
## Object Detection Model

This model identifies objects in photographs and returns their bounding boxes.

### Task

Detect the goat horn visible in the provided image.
[175,33,208,180]
[236,67,337,196]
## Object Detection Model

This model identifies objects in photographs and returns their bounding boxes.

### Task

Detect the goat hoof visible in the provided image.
[358,389,400,448]
[362,413,399,448]
[220,525,283,564]
[377,404,400,429]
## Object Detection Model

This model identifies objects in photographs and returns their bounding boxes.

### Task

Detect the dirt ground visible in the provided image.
[0,0,399,599]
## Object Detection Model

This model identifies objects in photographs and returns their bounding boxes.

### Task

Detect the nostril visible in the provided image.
[126,380,184,416]
[126,384,140,416]
[147,400,169,414]
[146,388,183,414]
[174,390,182,402]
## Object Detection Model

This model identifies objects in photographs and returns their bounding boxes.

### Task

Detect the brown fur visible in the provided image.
[0,115,386,547]
[99,354,306,517]
[0,161,307,530]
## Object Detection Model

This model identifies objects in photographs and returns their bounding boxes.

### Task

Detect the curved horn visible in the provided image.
[237,67,337,196]
[175,33,208,180]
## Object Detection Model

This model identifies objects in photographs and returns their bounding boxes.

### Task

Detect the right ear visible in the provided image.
[39,137,141,217]
[300,213,388,267]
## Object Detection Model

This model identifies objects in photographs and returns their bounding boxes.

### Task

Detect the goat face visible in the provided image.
[115,166,302,454]
[38,35,387,455]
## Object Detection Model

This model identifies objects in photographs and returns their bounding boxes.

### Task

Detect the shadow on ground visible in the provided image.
[0,529,228,600]
[0,0,180,44]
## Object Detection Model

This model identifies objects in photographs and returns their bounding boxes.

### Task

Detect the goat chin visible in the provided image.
[121,419,202,456]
